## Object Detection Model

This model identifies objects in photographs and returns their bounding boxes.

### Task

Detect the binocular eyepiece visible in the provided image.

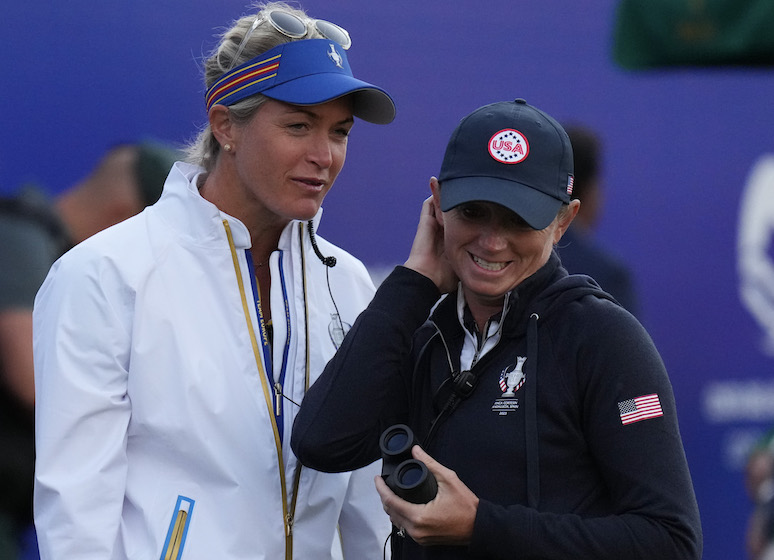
[379,424,438,504]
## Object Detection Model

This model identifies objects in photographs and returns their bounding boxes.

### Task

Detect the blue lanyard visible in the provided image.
[246,250,292,442]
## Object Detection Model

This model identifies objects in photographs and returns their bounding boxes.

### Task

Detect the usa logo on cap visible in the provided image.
[488,129,529,164]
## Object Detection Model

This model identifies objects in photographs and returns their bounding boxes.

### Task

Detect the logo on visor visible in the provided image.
[489,129,529,164]
[328,43,343,68]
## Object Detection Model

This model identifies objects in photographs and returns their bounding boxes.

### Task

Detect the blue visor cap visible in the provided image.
[205,39,395,124]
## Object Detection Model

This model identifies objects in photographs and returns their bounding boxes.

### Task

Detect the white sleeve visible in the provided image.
[337,459,392,560]
[33,251,133,560]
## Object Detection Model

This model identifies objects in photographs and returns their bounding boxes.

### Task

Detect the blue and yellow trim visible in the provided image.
[160,496,194,560]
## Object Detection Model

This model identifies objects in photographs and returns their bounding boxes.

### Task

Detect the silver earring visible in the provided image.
[223,143,232,152]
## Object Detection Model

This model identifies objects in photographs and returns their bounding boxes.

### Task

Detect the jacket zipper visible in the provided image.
[285,222,312,556]
[467,292,511,370]
[160,496,194,560]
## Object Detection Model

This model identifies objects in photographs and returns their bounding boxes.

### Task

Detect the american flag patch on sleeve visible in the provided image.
[618,394,663,425]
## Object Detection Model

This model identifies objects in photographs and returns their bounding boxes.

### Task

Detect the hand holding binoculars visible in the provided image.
[379,424,438,504]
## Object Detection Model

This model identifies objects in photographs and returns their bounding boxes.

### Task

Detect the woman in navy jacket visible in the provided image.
[292,99,702,559]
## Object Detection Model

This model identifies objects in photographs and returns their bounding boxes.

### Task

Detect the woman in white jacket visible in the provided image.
[32,3,395,559]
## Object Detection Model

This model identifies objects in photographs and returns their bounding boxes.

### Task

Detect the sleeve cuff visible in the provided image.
[369,266,442,327]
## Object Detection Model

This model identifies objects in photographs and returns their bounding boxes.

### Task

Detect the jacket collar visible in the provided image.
[151,162,323,252]
[431,251,568,341]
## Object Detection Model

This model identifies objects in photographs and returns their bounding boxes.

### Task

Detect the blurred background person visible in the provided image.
[556,124,639,316]
[746,430,774,560]
[0,140,179,559]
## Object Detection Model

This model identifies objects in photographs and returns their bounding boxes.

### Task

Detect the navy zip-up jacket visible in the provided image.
[292,252,702,559]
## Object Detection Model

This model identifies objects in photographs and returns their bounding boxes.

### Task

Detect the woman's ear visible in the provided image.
[554,199,581,243]
[429,177,444,226]
[208,105,236,149]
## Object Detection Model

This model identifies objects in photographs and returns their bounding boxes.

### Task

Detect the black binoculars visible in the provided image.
[379,424,438,504]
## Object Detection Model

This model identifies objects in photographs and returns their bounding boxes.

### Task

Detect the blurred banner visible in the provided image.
[613,0,774,68]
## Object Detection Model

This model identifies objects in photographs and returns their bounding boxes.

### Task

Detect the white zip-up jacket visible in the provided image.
[33,162,389,559]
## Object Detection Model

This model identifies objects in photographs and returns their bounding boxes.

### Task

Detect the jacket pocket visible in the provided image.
[160,495,195,560]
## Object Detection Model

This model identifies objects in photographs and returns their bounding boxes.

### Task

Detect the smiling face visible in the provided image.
[431,179,578,325]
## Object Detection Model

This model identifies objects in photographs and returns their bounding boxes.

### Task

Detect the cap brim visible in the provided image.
[440,176,563,230]
[262,73,396,124]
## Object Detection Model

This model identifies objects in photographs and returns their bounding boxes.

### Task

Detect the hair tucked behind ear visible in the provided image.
[185,1,325,172]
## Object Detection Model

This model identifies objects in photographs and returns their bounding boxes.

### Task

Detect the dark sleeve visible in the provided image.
[469,301,702,559]
[0,216,59,311]
[291,266,440,472]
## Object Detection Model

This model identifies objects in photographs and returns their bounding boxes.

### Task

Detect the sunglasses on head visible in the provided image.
[229,10,351,70]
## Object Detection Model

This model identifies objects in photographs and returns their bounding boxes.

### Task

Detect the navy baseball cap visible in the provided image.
[206,39,395,124]
[438,99,574,230]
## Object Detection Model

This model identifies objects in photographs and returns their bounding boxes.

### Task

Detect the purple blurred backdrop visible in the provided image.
[3,2,774,557]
